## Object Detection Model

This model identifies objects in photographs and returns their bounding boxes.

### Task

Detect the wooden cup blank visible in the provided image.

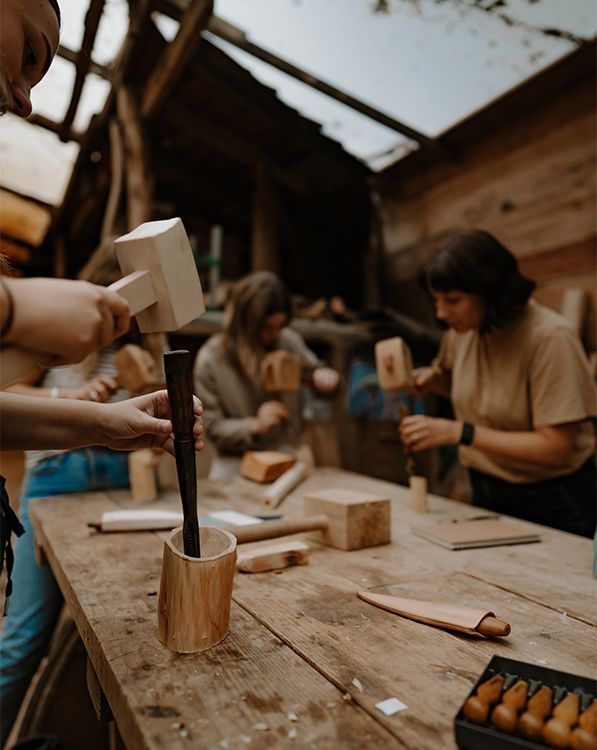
[158,526,237,653]
[409,475,428,512]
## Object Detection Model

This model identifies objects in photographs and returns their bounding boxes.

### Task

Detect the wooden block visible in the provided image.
[128,449,157,501]
[375,337,413,391]
[236,541,310,573]
[240,451,295,483]
[303,487,391,551]
[156,450,179,490]
[261,350,301,392]
[113,344,157,394]
[409,475,428,513]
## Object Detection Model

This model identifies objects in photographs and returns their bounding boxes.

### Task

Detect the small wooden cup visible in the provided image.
[158,526,237,653]
[409,475,428,513]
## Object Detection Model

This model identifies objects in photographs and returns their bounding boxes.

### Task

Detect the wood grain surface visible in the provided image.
[29,468,596,749]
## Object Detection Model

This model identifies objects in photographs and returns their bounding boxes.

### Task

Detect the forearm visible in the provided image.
[402,415,575,469]
[470,424,574,468]
[5,383,55,398]
[0,392,108,450]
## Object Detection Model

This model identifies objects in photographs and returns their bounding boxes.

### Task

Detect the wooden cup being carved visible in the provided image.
[158,526,237,653]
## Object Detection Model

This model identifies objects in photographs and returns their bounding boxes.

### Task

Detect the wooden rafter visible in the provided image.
[205,16,449,157]
[189,46,368,180]
[117,86,153,229]
[57,44,110,80]
[28,113,83,143]
[142,0,213,119]
[59,0,107,141]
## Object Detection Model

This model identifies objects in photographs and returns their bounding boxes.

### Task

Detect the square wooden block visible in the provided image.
[375,337,413,391]
[237,541,310,573]
[113,344,157,394]
[240,451,296,483]
[261,351,301,392]
[303,487,391,550]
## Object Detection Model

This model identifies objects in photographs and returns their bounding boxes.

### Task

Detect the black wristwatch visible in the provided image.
[460,422,475,446]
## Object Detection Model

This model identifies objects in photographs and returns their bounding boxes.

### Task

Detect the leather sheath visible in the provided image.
[357,590,495,635]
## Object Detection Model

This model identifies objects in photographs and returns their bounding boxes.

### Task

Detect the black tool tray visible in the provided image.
[455,655,596,750]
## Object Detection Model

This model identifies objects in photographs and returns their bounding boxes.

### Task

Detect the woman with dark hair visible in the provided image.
[399,230,596,537]
[194,271,339,478]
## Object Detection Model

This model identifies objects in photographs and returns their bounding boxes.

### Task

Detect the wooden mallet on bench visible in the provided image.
[230,487,391,551]
[1,217,205,385]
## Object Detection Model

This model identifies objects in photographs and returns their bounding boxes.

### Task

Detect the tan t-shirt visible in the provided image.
[434,301,597,483]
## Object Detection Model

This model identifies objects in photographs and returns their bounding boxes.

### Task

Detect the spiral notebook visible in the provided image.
[412,516,541,550]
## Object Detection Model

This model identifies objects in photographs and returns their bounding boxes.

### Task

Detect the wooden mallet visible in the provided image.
[1,217,205,385]
[228,487,391,551]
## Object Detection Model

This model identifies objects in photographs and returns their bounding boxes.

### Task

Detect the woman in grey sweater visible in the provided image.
[194,271,338,477]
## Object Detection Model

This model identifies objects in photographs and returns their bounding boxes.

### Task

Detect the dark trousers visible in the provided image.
[469,460,597,538]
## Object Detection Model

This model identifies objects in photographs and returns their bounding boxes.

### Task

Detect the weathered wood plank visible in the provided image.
[232,563,596,750]
[142,0,213,120]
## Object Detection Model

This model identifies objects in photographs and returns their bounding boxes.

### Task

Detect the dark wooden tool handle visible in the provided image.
[164,350,195,436]
[164,350,200,557]
[477,616,511,637]
[231,515,329,544]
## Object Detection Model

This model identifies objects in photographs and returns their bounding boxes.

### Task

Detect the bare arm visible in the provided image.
[0,390,204,455]
[1,277,130,366]
[400,415,579,469]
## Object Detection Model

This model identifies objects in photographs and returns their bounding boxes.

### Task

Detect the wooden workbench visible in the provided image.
[29,468,596,749]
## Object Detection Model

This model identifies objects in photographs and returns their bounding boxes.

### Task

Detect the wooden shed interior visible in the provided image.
[0,0,595,495]
[1,4,597,748]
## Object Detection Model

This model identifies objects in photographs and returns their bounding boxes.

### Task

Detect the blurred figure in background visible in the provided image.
[194,271,339,478]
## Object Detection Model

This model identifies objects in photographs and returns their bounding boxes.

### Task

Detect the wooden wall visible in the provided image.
[379,72,596,350]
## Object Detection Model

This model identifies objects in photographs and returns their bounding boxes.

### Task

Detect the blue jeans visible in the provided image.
[0,448,129,746]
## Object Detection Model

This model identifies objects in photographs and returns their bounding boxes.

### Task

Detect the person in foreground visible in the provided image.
[400,230,596,537]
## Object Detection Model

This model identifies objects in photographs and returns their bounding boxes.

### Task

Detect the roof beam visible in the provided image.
[57,44,111,80]
[28,113,83,143]
[59,0,106,141]
[142,0,213,119]
[205,15,450,158]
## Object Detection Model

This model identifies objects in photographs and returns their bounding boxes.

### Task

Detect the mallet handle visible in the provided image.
[231,515,329,544]
[477,616,511,637]
[108,270,157,316]
[164,350,200,558]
